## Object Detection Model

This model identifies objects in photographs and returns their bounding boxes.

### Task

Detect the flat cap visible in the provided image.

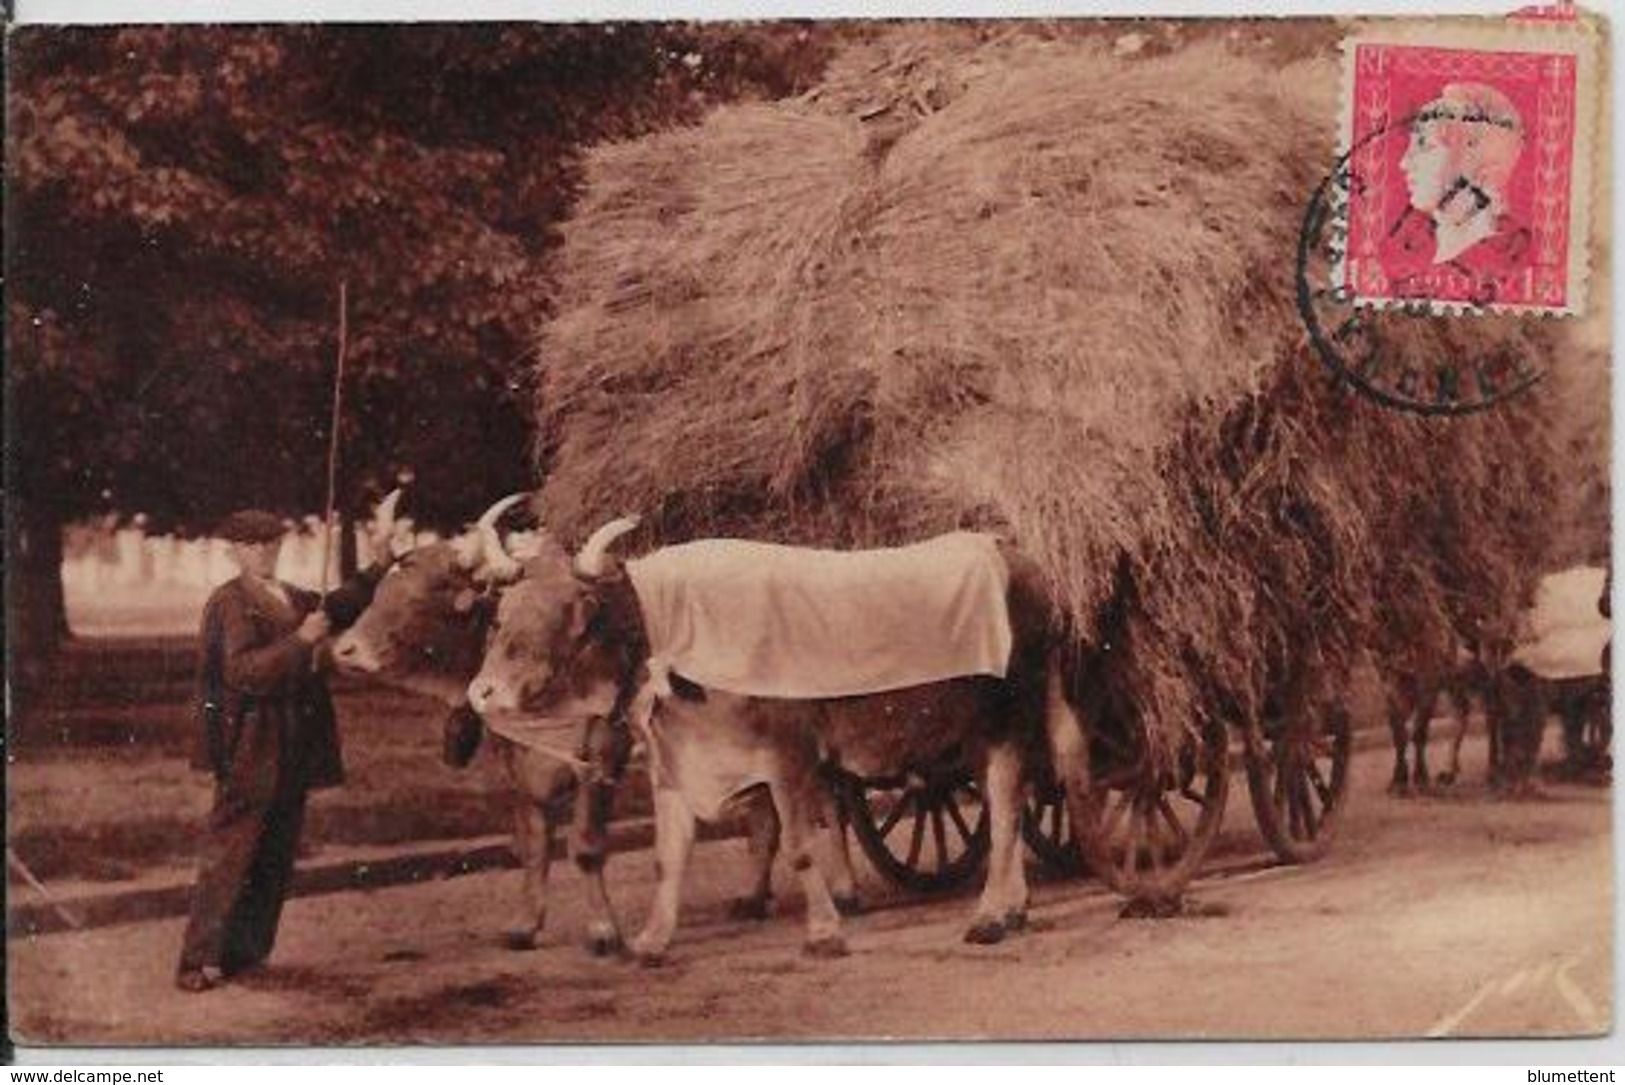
[215,509,286,543]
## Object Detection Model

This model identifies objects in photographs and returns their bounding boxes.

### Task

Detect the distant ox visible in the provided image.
[331,497,811,954]
[1385,638,1499,796]
[467,517,1090,962]
[1386,567,1612,797]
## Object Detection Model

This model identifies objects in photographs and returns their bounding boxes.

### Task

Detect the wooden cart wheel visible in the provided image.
[1020,783,1083,877]
[1557,677,1612,782]
[1244,703,1352,864]
[834,769,991,894]
[1072,715,1230,903]
[1579,688,1613,774]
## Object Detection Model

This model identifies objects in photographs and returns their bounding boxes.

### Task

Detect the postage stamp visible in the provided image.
[1337,16,1601,315]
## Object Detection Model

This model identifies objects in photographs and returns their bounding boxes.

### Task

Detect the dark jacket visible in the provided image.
[193,567,384,800]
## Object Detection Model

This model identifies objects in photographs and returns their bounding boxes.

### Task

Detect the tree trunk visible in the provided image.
[9,497,71,653]
[339,513,359,580]
[9,497,71,739]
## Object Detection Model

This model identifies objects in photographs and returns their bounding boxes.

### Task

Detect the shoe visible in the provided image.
[175,966,224,993]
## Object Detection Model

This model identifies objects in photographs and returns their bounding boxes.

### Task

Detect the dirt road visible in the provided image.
[8,739,1611,1046]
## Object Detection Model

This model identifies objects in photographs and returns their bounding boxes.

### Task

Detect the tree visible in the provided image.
[6,23,837,660]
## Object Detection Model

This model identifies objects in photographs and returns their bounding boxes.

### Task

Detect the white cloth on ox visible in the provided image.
[1514,623,1611,680]
[626,532,1013,700]
[1511,564,1611,679]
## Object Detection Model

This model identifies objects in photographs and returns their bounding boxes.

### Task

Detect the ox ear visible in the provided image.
[452,587,480,615]
[569,591,602,642]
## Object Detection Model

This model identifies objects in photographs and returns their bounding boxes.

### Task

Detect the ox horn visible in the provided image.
[374,487,403,533]
[363,487,404,564]
[574,516,641,579]
[473,493,529,582]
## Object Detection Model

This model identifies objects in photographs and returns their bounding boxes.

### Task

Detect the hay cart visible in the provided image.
[536,30,1557,905]
[832,707,1351,899]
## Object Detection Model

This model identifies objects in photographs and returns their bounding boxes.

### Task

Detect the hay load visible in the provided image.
[536,35,1565,743]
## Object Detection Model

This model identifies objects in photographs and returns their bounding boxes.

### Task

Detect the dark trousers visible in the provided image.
[177,777,308,973]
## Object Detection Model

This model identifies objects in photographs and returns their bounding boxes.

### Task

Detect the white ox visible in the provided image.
[467,517,1092,962]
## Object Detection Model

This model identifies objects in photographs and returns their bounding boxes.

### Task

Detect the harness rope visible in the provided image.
[484,713,597,774]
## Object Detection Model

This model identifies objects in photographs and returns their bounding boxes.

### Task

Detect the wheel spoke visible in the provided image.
[1092,723,1139,763]
[906,802,927,868]
[1093,765,1141,791]
[1118,805,1143,877]
[1144,803,1168,871]
[1156,795,1190,856]
[1306,759,1334,808]
[1101,791,1130,842]
[1137,803,1155,873]
[1296,776,1321,839]
[876,791,912,839]
[944,793,975,844]
[931,804,950,868]
[1287,774,1304,838]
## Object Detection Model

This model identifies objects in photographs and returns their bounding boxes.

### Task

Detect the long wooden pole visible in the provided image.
[318,281,348,602]
[8,848,84,930]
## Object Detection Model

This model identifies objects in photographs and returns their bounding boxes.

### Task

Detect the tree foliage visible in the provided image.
[5,22,838,654]
[7,22,837,532]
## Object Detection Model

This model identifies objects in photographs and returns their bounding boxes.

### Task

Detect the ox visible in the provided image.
[1386,639,1498,796]
[331,498,807,953]
[1387,568,1612,797]
[467,517,1090,962]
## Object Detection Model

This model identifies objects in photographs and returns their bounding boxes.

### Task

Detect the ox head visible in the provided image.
[466,515,641,719]
[333,494,546,705]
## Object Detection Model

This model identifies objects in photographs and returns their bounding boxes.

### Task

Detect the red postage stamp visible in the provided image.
[1338,16,1600,314]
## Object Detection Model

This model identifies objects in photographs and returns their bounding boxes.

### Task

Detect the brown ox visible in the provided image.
[1387,570,1612,797]
[1386,640,1498,796]
[467,517,1089,962]
[331,499,807,953]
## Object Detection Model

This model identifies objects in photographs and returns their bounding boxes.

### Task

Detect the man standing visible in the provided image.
[176,509,389,992]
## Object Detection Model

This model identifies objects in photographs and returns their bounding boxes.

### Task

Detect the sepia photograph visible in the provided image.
[4,9,1613,1050]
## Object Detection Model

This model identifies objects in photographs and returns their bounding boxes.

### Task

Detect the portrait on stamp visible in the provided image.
[1340,21,1599,313]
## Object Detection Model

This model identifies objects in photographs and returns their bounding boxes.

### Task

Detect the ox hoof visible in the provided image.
[833,894,863,918]
[1001,910,1029,934]
[728,895,773,922]
[963,919,1007,946]
[584,925,623,958]
[803,936,849,960]
[1435,771,1458,788]
[630,933,669,968]
[502,930,542,952]
[1386,780,1411,799]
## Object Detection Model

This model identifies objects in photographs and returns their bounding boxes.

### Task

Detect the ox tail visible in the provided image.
[1041,655,1095,872]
